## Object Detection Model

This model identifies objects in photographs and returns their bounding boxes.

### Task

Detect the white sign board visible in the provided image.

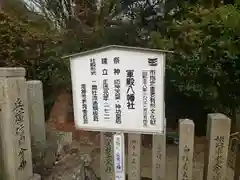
[70,45,166,134]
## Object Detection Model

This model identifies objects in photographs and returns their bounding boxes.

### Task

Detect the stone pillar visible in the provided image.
[203,113,231,180]
[152,134,166,180]
[27,80,46,162]
[100,132,114,180]
[128,134,141,180]
[177,119,194,180]
[0,68,33,180]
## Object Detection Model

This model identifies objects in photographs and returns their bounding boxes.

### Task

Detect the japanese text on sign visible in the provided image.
[70,46,165,133]
[142,71,148,127]
[92,84,99,121]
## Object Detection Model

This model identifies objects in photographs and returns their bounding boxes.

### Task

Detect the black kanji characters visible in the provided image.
[81,84,88,124]
[148,58,158,66]
[102,57,108,64]
[90,58,97,75]
[126,70,135,110]
[102,69,108,75]
[114,68,120,75]
[92,84,99,121]
[113,57,120,64]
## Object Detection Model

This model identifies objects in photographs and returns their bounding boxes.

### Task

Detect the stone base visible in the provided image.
[30,173,41,180]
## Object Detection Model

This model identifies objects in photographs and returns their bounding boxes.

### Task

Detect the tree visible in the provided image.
[0,2,70,117]
[151,5,240,119]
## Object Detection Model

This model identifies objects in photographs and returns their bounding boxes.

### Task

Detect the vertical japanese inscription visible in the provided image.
[114,136,123,172]
[212,136,224,180]
[103,79,110,120]
[114,57,122,124]
[114,79,121,100]
[150,70,156,125]
[155,143,162,170]
[130,139,139,179]
[102,57,110,121]
[92,84,99,121]
[81,84,88,124]
[13,98,27,171]
[102,58,108,75]
[90,58,97,75]
[181,145,190,180]
[142,71,148,127]
[126,70,135,110]
[105,133,114,173]
[115,104,122,124]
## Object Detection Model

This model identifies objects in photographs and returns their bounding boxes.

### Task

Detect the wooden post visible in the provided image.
[100,132,114,180]
[0,68,33,180]
[203,113,231,180]
[128,133,141,180]
[27,80,46,162]
[152,134,166,180]
[177,119,194,180]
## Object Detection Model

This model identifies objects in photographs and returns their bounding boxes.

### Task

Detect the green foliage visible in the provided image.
[150,5,240,115]
[2,0,240,124]
[0,9,69,118]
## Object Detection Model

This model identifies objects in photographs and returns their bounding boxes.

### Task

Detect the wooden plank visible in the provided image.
[100,132,114,180]
[177,119,194,180]
[152,134,166,180]
[203,113,231,180]
[128,134,141,180]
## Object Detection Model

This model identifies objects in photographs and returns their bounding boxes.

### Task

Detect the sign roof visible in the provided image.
[62,45,174,59]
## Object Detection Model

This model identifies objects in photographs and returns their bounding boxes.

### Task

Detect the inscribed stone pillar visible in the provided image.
[0,68,33,180]
[152,134,166,180]
[100,132,114,180]
[203,113,231,180]
[177,119,194,180]
[128,133,141,180]
[27,80,46,161]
